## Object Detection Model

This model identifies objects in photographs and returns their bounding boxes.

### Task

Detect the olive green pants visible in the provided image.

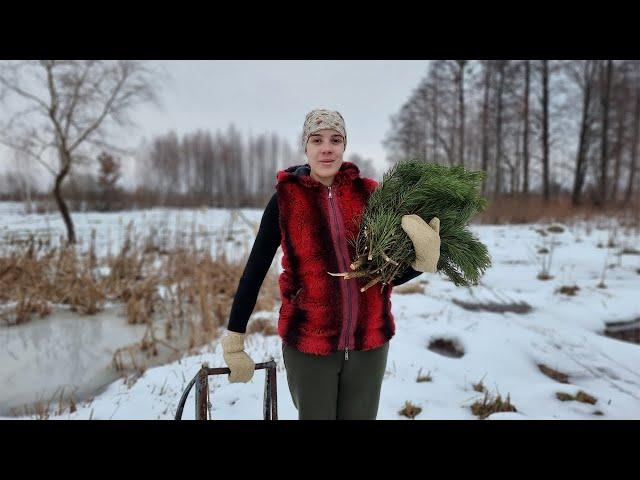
[282,341,389,420]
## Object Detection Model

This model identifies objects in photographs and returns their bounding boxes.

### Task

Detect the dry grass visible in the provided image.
[398,400,422,419]
[555,392,574,402]
[0,216,280,375]
[472,375,487,393]
[603,318,640,344]
[0,231,106,323]
[246,317,278,336]
[535,238,556,281]
[546,225,565,234]
[575,391,598,404]
[537,363,570,383]
[393,283,425,295]
[12,386,78,420]
[415,368,432,383]
[470,390,517,419]
[427,337,465,358]
[556,285,580,296]
[476,193,640,228]
[0,295,51,326]
[452,298,532,314]
[555,390,597,405]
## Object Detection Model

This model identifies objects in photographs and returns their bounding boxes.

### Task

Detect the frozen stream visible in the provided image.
[0,304,192,416]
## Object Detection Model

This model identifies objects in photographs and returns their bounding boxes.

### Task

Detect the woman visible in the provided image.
[221,109,441,420]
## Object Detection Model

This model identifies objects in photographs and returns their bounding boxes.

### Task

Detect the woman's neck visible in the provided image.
[310,170,334,187]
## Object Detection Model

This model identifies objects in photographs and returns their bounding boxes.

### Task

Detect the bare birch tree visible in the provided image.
[0,60,160,243]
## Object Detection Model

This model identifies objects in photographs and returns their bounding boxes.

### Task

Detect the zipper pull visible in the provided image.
[328,186,332,198]
[345,347,349,360]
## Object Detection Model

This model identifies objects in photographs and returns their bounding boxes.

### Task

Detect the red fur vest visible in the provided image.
[275,161,395,356]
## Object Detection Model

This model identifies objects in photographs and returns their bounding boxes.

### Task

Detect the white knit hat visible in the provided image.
[301,109,347,152]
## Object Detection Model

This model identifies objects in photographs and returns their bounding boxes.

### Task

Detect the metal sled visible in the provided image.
[174,359,278,420]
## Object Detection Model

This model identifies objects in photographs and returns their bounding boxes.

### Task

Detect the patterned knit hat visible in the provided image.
[301,109,347,152]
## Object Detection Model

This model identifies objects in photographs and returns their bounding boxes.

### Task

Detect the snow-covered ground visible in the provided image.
[0,201,261,262]
[1,203,640,419]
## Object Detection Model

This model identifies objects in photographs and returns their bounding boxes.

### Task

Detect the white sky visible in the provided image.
[0,60,431,185]
[126,60,430,172]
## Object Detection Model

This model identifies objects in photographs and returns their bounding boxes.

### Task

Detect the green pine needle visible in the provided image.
[346,159,492,288]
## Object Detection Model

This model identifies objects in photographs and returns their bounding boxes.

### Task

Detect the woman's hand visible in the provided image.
[221,331,255,383]
[400,215,441,273]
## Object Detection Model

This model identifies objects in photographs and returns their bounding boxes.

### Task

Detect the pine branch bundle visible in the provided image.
[329,159,492,291]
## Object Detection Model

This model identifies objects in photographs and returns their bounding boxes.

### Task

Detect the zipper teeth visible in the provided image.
[328,185,352,353]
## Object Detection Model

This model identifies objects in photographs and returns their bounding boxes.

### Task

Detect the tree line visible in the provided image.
[383,60,640,206]
[135,127,379,207]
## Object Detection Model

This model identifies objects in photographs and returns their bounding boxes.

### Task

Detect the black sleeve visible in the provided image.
[227,192,281,334]
[390,265,422,287]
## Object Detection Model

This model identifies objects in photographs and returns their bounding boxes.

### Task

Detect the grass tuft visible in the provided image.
[556,285,580,296]
[537,363,570,383]
[398,400,422,419]
[470,390,517,419]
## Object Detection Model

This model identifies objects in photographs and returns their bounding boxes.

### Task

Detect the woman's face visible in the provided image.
[305,129,345,184]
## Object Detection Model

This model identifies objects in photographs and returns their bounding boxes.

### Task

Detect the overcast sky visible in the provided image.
[1,60,431,182]
[129,60,430,172]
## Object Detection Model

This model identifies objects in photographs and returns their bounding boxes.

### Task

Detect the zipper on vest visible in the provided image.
[327,184,351,360]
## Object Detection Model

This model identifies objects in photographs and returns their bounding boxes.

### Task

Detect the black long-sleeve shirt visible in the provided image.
[227,192,422,333]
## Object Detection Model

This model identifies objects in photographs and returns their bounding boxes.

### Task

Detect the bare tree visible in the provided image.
[11,151,37,212]
[494,60,507,197]
[480,61,493,195]
[383,100,425,164]
[596,60,614,206]
[382,59,640,206]
[430,64,441,164]
[456,60,467,166]
[609,61,636,203]
[522,60,531,194]
[625,61,640,205]
[541,60,550,201]
[0,60,160,243]
[567,60,599,205]
[348,153,378,180]
[138,127,297,207]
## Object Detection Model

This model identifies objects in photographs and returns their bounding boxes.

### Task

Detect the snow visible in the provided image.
[0,205,264,263]
[1,203,639,420]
